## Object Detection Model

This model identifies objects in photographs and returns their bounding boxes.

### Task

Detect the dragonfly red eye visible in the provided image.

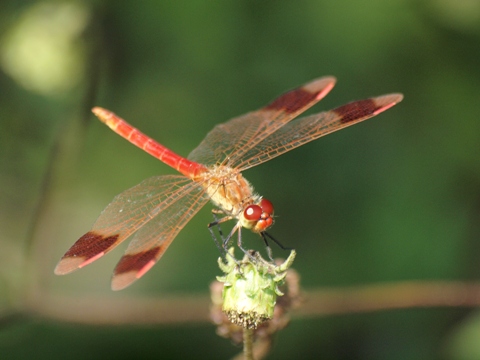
[244,204,262,221]
[260,198,274,215]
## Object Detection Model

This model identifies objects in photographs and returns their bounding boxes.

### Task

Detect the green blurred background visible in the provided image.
[1,0,480,359]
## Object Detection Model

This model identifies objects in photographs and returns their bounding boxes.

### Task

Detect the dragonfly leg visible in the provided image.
[207,211,235,245]
[261,232,274,262]
[211,211,226,241]
[208,221,227,260]
[207,211,233,229]
[263,231,294,251]
[236,227,257,263]
[218,224,245,265]
[207,210,237,259]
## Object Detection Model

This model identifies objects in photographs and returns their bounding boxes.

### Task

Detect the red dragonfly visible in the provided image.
[55,77,403,290]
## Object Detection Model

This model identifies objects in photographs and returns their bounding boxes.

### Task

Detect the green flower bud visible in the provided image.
[217,248,296,329]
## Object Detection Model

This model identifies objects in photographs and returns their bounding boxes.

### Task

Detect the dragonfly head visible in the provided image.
[241,198,274,233]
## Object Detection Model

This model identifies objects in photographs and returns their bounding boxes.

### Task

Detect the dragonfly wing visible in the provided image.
[234,94,404,170]
[111,181,209,290]
[188,76,336,166]
[54,175,201,275]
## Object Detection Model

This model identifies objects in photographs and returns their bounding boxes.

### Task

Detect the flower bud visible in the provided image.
[216,248,296,329]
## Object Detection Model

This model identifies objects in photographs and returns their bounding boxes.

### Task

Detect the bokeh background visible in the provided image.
[1,0,480,359]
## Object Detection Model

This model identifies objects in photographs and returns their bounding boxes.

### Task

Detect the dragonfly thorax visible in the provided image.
[202,165,258,216]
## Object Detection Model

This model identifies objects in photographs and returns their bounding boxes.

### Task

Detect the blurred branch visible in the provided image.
[25,280,480,326]
[30,293,211,325]
[296,280,480,318]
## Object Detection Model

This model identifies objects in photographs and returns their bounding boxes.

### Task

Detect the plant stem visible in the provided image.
[243,327,254,360]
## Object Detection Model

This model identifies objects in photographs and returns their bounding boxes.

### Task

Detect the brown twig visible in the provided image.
[295,280,480,318]
[26,280,480,326]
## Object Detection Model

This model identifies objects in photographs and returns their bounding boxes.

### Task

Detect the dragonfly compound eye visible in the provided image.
[259,198,274,215]
[244,204,263,221]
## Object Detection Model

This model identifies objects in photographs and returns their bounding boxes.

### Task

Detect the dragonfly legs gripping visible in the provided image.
[208,210,257,264]
[207,209,294,265]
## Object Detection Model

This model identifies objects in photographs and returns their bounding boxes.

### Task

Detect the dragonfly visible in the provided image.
[55,76,403,290]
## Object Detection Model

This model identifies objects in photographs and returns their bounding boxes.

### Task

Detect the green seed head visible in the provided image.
[217,248,296,329]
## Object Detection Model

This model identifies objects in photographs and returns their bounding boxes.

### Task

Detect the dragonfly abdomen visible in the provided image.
[92,107,206,178]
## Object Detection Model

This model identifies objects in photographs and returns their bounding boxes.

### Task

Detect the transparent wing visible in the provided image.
[188,76,336,167]
[110,179,210,290]
[233,94,404,171]
[55,175,208,283]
